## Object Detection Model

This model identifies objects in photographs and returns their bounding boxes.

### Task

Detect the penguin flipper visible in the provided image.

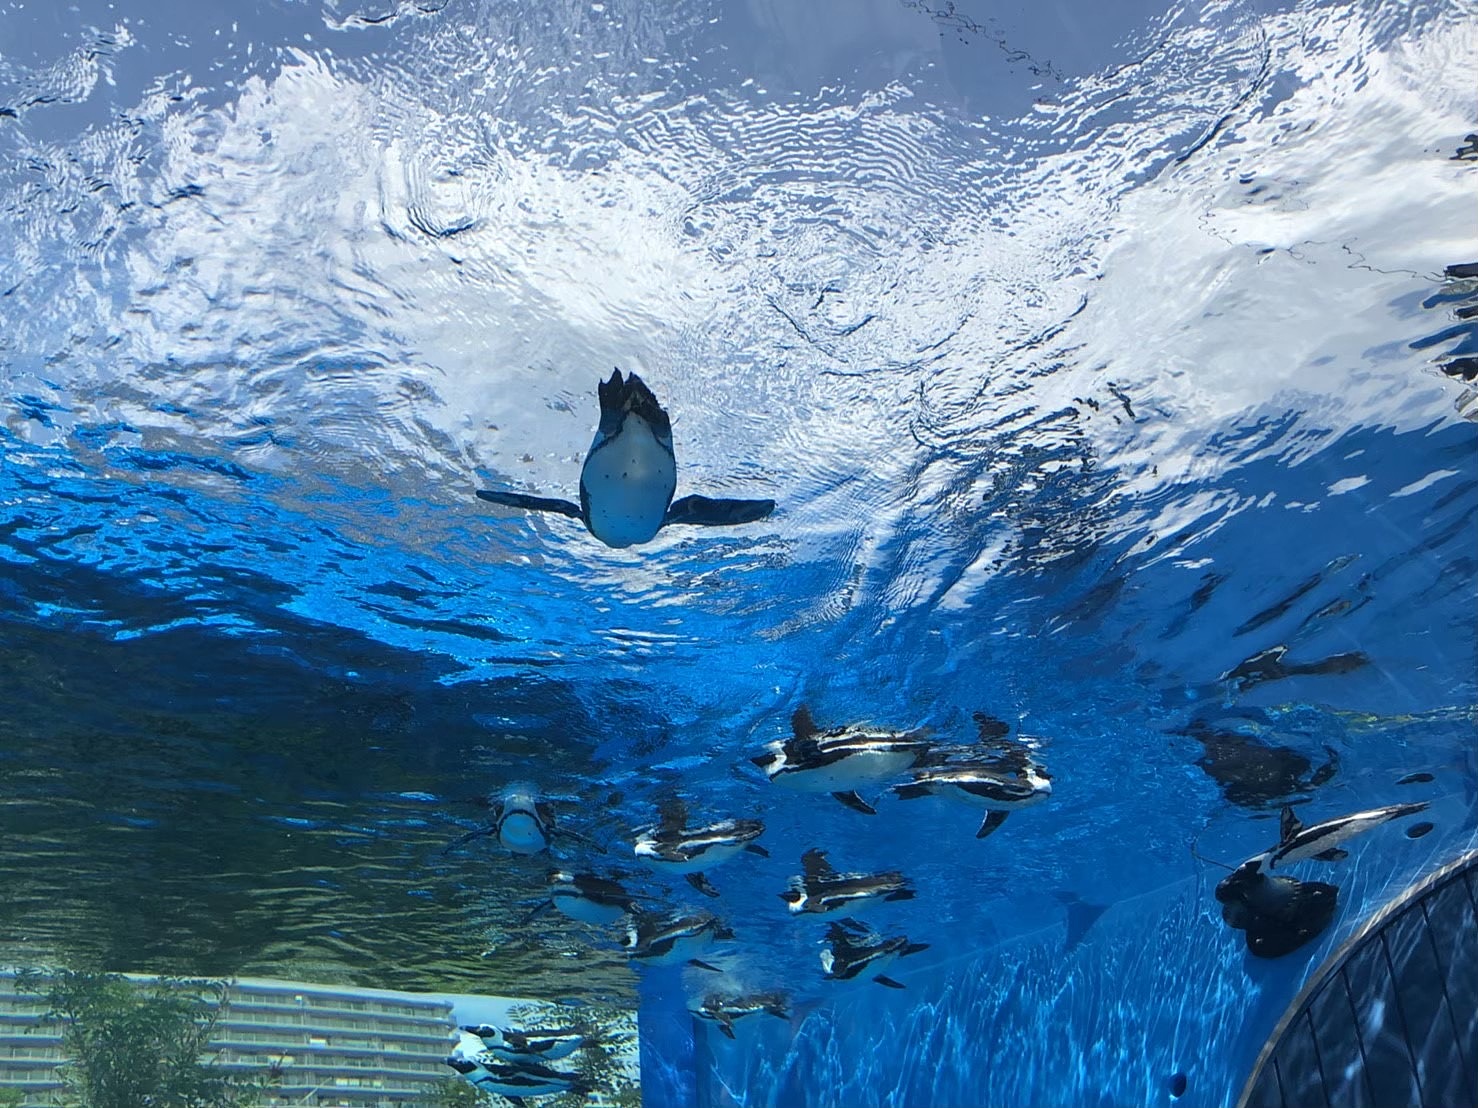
[872,975,906,989]
[477,488,583,519]
[443,826,495,854]
[832,791,877,815]
[976,811,1009,839]
[519,899,555,926]
[664,494,775,527]
[686,872,722,898]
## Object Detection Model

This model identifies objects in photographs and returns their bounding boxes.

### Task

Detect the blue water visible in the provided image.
[2,0,1475,1105]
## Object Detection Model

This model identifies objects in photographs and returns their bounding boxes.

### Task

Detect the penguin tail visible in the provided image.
[885,888,916,903]
[599,367,671,437]
[764,1001,791,1021]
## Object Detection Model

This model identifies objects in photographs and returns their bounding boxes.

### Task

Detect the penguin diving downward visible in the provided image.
[819,918,929,989]
[524,870,646,926]
[781,848,915,916]
[634,798,768,898]
[445,1055,590,1106]
[458,1022,595,1064]
[1255,801,1430,872]
[476,368,776,548]
[693,991,791,1039]
[624,909,734,971]
[752,705,933,814]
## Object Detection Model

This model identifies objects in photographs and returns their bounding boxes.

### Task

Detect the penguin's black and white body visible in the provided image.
[781,848,914,916]
[1257,801,1430,872]
[693,991,791,1039]
[525,870,644,926]
[751,706,933,814]
[445,1055,589,1105]
[477,369,775,548]
[634,798,768,897]
[818,918,929,989]
[893,762,1052,839]
[445,783,557,856]
[459,1023,593,1064]
[623,909,734,970]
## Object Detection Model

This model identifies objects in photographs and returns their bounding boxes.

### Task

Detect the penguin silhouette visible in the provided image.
[477,369,775,548]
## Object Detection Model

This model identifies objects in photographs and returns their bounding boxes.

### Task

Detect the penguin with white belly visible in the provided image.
[751,706,934,814]
[477,369,776,548]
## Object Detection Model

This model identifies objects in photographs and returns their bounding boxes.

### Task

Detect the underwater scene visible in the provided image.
[0,0,1475,1105]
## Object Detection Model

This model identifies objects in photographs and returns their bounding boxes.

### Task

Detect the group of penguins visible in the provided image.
[441,701,1439,1104]
[441,704,1056,1103]
[449,370,1437,1102]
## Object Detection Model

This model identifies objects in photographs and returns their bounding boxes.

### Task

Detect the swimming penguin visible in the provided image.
[1258,801,1430,871]
[892,760,1052,839]
[818,917,929,989]
[623,909,734,971]
[781,848,915,916]
[751,706,933,814]
[459,1022,595,1064]
[445,1056,590,1105]
[476,368,776,548]
[692,991,791,1039]
[523,870,646,926]
[634,798,768,897]
[444,783,558,856]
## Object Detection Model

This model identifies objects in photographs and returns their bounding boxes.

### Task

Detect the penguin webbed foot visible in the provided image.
[664,494,776,528]
[476,489,582,519]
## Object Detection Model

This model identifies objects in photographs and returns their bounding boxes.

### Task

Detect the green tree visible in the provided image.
[428,1077,493,1107]
[15,969,260,1108]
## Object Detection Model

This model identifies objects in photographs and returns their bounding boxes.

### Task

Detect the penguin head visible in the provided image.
[779,884,807,913]
[1214,857,1268,904]
[750,746,785,777]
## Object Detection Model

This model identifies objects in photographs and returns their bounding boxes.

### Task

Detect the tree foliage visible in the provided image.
[15,969,260,1108]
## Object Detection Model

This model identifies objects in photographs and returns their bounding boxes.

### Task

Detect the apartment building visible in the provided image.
[0,972,459,1106]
